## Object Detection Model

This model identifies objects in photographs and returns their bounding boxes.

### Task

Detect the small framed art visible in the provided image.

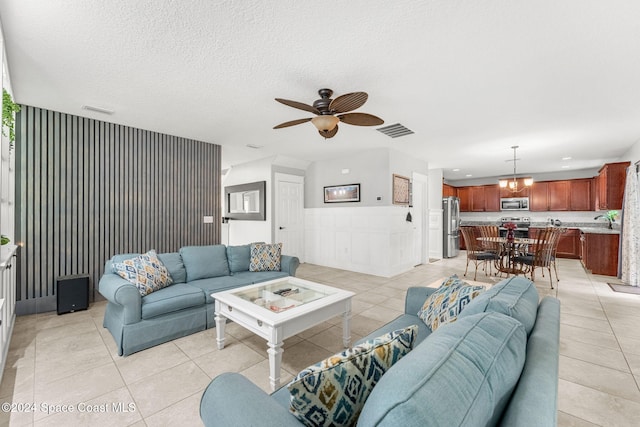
[392,174,410,205]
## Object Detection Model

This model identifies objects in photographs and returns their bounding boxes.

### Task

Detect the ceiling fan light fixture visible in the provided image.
[311,115,339,132]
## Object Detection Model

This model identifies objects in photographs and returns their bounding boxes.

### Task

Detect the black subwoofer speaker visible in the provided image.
[57,275,90,315]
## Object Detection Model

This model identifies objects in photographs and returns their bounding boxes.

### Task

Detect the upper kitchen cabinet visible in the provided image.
[458,187,470,212]
[569,179,592,211]
[461,185,500,212]
[530,179,591,211]
[597,161,630,210]
[443,183,457,198]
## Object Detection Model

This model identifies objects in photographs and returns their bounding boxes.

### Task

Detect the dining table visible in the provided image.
[476,236,538,276]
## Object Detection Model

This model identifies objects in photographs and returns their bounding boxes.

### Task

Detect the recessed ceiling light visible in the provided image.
[561,156,572,161]
[465,174,472,177]
[561,165,571,169]
[452,168,460,172]
[246,144,263,149]
[82,105,114,115]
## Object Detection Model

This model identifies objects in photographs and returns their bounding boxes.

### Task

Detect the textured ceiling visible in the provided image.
[1,0,639,180]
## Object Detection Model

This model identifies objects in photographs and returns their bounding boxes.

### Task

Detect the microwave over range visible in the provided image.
[500,197,530,211]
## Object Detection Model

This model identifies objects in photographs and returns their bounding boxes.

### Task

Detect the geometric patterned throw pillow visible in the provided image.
[417,275,485,332]
[287,325,418,427]
[249,242,282,272]
[113,250,173,296]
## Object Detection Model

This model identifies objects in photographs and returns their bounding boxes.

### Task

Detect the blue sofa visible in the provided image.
[99,244,300,356]
[199,276,560,426]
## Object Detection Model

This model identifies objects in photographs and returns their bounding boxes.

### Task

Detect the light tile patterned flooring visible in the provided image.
[1,255,639,426]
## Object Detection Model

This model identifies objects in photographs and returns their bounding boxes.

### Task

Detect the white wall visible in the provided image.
[305,206,416,277]
[222,157,273,245]
[428,168,444,259]
[620,139,640,164]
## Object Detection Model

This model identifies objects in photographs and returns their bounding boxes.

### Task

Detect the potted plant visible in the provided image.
[2,88,20,148]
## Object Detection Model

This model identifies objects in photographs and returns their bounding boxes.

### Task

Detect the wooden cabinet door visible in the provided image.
[598,165,608,210]
[458,187,470,212]
[556,228,580,258]
[443,184,457,198]
[548,181,570,211]
[569,179,592,211]
[484,185,500,212]
[530,182,549,211]
[470,186,486,211]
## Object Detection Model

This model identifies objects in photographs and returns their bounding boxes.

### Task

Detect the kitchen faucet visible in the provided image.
[594,214,613,229]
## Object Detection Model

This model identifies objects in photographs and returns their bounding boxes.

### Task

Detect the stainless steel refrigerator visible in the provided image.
[443,196,460,258]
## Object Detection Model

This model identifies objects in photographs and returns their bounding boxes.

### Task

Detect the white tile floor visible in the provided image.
[1,255,639,426]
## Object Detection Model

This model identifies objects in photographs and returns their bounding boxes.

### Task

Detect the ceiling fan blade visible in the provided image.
[273,118,312,129]
[329,92,368,113]
[319,125,339,139]
[337,112,384,126]
[275,98,320,115]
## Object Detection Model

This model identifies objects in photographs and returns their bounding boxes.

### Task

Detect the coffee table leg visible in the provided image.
[214,301,226,350]
[342,299,352,348]
[267,336,283,392]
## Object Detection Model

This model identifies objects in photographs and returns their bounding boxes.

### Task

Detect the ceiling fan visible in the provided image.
[273,89,384,138]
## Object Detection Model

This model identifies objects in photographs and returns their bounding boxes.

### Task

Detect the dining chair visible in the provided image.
[460,226,499,281]
[513,227,557,288]
[478,225,501,255]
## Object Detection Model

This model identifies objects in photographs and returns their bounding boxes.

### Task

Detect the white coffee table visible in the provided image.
[212,277,354,391]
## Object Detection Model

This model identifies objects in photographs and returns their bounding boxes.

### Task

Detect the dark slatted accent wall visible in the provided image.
[15,106,221,314]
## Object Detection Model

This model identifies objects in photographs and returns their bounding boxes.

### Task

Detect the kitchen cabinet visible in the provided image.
[530,179,592,211]
[443,184,457,198]
[470,186,486,212]
[580,232,620,276]
[484,185,500,212]
[529,227,580,259]
[458,187,470,212]
[499,179,531,198]
[548,181,570,211]
[556,228,581,259]
[569,179,592,211]
[530,182,549,211]
[597,162,630,210]
[459,185,500,212]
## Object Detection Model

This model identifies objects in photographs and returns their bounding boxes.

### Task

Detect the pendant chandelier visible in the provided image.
[498,145,533,192]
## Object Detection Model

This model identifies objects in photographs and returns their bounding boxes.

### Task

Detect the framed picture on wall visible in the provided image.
[392,174,410,205]
[324,184,361,203]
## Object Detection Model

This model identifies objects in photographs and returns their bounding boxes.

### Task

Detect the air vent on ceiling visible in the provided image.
[376,123,414,138]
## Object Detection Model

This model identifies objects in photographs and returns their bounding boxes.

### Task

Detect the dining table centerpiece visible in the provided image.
[504,222,517,243]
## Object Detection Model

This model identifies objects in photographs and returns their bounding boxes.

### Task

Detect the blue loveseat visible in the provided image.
[99,244,300,356]
[199,276,560,426]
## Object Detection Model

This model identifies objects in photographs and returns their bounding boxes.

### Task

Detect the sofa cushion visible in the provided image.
[227,244,253,273]
[457,276,539,335]
[157,252,187,284]
[288,325,418,427]
[113,250,173,296]
[141,283,206,319]
[189,276,256,303]
[417,275,485,331]
[357,312,527,427]
[180,245,230,281]
[249,243,282,272]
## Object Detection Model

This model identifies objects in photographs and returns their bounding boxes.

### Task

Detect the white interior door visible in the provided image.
[275,173,304,260]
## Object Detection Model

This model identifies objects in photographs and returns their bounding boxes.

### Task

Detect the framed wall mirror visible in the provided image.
[224,181,266,220]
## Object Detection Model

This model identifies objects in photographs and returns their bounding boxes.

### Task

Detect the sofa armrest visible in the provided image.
[499,296,560,426]
[200,373,301,427]
[281,255,300,276]
[98,273,142,324]
[404,287,436,315]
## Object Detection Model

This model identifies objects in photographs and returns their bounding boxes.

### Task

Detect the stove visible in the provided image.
[499,217,530,238]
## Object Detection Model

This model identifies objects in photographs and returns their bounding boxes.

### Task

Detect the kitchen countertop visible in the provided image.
[577,227,620,235]
[459,220,620,234]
